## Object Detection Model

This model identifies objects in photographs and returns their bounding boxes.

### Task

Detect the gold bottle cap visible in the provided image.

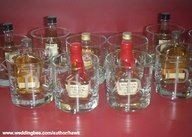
[81,32,91,41]
[122,32,132,40]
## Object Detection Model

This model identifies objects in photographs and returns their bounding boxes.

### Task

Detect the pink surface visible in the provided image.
[0,83,192,137]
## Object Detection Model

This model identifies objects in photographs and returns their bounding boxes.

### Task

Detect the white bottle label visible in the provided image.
[165,73,185,79]
[82,54,93,69]
[5,52,18,62]
[116,78,141,95]
[82,49,93,69]
[66,83,90,98]
[18,75,40,89]
[159,40,170,51]
[45,43,58,57]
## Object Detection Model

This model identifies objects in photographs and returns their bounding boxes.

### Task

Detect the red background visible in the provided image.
[0,0,192,34]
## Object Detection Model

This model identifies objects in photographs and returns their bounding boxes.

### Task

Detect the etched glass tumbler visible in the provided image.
[52,52,100,113]
[6,48,53,108]
[105,50,153,112]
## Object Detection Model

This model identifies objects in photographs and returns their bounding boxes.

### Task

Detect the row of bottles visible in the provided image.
[0,12,192,113]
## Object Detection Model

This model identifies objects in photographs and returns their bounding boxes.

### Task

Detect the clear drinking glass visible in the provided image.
[0,34,27,87]
[30,27,70,54]
[6,48,53,108]
[188,29,192,43]
[52,52,100,113]
[145,24,185,58]
[105,50,153,112]
[66,33,107,84]
[155,43,192,100]
[0,57,9,87]
[107,33,148,52]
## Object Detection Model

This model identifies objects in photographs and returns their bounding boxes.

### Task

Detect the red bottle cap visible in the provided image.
[69,42,84,71]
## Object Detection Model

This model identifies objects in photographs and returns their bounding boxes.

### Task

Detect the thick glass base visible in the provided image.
[156,83,192,100]
[55,93,99,114]
[11,92,53,108]
[107,91,150,112]
[0,79,10,87]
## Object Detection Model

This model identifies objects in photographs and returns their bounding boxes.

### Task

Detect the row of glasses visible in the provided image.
[1,25,192,113]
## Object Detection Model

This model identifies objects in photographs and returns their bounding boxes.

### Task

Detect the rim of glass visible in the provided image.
[145,24,185,35]
[30,27,70,40]
[6,48,50,64]
[66,33,107,46]
[52,52,99,67]
[156,43,188,59]
[107,33,148,46]
[105,49,153,66]
[188,29,192,37]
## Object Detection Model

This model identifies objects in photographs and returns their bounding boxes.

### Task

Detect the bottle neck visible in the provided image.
[120,40,134,68]
[4,31,14,47]
[46,23,57,37]
[70,53,85,73]
[160,20,169,31]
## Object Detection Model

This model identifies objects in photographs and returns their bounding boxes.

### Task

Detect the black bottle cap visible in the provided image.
[3,22,13,31]
[160,12,170,21]
[47,16,57,24]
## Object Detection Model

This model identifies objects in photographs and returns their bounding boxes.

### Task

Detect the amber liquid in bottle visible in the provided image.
[81,32,99,69]
[14,38,43,99]
[114,32,142,104]
[160,31,189,96]
[157,12,171,51]
[59,42,91,105]
[45,16,60,57]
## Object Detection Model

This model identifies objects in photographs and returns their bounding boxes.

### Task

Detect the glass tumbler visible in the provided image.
[0,34,27,87]
[30,27,70,56]
[155,43,192,100]
[6,48,53,108]
[145,24,185,58]
[105,50,153,112]
[52,52,100,113]
[66,33,107,84]
[0,57,9,87]
[188,29,192,43]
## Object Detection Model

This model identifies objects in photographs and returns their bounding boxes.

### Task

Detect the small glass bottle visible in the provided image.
[81,32,94,69]
[114,32,142,110]
[158,12,171,50]
[63,42,92,113]
[14,37,42,94]
[45,16,59,57]
[2,22,18,62]
[161,30,188,84]
[65,42,90,99]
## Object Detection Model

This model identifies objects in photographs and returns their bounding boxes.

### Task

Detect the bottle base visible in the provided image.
[156,83,192,100]
[107,92,150,112]
[11,92,53,108]
[55,96,99,114]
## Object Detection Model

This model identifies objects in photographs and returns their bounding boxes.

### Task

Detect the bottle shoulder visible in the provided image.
[14,54,41,64]
[162,43,187,57]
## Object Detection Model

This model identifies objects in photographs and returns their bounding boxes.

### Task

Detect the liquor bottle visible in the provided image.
[161,30,188,83]
[115,32,141,100]
[81,32,94,69]
[157,12,171,51]
[65,42,91,100]
[45,16,59,57]
[2,22,18,62]
[14,37,42,94]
